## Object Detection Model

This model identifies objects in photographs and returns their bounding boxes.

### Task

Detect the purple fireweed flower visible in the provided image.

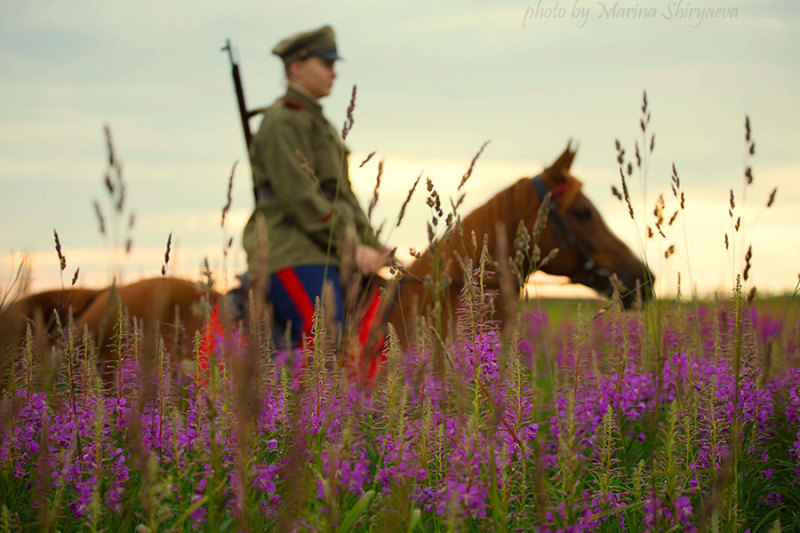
[3,391,50,478]
[319,445,372,497]
[456,330,502,384]
[105,446,129,512]
[643,494,671,529]
[415,485,438,513]
[340,455,371,495]
[517,338,534,368]
[422,433,494,521]
[759,491,783,506]
[373,431,420,493]
[577,490,628,530]
[190,475,209,527]
[526,310,549,337]
[254,461,279,493]
[494,390,538,457]
[749,307,782,342]
[675,495,694,528]
[105,395,130,433]
[447,480,488,519]
[69,472,97,518]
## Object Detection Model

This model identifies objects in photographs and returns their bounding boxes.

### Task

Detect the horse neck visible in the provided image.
[408,178,543,281]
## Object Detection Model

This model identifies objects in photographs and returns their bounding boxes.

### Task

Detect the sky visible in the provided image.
[1,0,798,301]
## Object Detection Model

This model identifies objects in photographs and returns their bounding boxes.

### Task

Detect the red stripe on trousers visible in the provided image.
[358,287,386,382]
[276,268,317,346]
[198,302,224,387]
[359,287,381,347]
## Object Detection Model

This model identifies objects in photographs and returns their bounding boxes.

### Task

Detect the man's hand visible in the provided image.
[355,245,392,276]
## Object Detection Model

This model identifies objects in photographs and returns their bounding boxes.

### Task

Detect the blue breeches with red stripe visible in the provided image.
[198,265,386,387]
[269,265,345,349]
[269,265,385,381]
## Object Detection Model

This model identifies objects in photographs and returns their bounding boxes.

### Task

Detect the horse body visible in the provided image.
[0,278,220,380]
[0,145,652,378]
[0,287,101,356]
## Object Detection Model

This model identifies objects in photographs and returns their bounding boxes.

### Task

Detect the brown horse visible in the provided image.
[0,145,652,379]
[386,144,653,343]
[0,278,220,383]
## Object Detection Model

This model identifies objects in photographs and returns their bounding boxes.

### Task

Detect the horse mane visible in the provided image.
[406,167,583,285]
[407,177,540,283]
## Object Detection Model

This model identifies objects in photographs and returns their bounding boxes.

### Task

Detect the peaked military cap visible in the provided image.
[272,25,341,65]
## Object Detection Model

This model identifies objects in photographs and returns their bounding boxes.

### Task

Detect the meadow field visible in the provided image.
[1,284,798,531]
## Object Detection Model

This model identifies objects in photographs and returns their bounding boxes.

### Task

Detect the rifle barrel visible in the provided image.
[231,63,252,150]
[222,39,253,152]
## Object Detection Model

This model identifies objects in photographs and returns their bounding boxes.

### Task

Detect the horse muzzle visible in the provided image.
[588,264,655,309]
[619,266,655,309]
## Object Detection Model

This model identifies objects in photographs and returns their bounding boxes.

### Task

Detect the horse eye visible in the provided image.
[572,208,592,221]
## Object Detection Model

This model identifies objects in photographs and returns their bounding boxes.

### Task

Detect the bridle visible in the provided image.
[530,174,614,290]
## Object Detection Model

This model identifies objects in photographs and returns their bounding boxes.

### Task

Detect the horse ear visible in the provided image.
[543,140,578,185]
[554,140,577,171]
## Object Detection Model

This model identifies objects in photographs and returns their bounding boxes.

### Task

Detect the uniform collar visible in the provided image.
[286,84,322,112]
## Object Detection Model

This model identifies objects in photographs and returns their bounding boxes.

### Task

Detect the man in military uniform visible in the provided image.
[242,25,390,350]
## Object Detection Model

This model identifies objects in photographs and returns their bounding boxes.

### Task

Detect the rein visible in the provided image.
[530,174,614,288]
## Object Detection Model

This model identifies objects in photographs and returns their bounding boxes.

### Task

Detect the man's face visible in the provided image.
[290,56,336,99]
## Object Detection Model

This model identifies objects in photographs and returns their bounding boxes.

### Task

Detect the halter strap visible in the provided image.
[530,174,612,286]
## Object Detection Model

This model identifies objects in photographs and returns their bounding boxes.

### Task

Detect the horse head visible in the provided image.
[521,143,654,307]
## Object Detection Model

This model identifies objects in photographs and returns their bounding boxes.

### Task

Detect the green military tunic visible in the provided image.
[242,85,379,277]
